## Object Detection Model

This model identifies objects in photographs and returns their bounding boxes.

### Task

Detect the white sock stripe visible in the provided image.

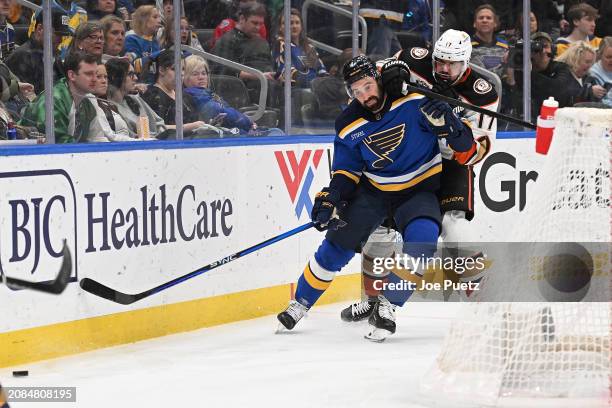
[309,258,336,282]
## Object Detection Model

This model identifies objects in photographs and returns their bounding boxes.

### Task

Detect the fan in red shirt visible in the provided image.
[211,0,267,48]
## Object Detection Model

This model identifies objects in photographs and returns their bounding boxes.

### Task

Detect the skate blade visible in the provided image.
[364,327,393,342]
[275,322,289,334]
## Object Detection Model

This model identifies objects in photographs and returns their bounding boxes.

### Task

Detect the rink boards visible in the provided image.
[0,133,541,367]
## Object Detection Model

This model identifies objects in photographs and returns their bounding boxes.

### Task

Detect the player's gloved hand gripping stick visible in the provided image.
[401,82,536,130]
[311,187,347,232]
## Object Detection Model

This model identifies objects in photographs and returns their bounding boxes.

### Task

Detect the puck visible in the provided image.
[12,370,28,377]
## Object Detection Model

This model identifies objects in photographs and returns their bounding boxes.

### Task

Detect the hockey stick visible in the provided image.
[80,222,315,305]
[1,240,72,295]
[403,83,537,130]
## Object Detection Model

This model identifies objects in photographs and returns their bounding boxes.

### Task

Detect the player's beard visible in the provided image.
[364,95,382,111]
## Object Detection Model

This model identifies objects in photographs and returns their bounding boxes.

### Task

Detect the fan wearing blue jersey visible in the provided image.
[277,55,477,341]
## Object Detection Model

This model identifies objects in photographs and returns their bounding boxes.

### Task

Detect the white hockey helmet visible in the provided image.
[432,29,472,83]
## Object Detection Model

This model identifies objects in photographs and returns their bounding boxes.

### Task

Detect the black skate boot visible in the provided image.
[364,296,396,342]
[277,300,308,331]
[340,298,377,322]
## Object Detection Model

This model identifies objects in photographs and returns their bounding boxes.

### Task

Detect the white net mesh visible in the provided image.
[420,108,612,407]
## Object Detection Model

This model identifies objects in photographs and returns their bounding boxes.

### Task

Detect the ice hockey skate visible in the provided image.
[364,296,396,342]
[276,300,309,332]
[340,298,377,322]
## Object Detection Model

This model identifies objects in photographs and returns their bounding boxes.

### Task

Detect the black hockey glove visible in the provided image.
[311,188,347,232]
[381,60,412,99]
[419,98,473,152]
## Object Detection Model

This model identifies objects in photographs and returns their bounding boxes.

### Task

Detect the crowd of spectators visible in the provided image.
[0,0,609,143]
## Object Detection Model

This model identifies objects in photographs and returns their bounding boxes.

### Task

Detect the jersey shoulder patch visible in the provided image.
[473,78,493,94]
[410,47,429,60]
[398,47,434,84]
[456,71,498,106]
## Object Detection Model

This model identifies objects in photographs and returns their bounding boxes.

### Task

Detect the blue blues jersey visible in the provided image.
[332,92,442,195]
[125,33,161,84]
[29,2,87,60]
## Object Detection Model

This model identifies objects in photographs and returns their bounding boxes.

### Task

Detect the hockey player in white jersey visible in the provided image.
[341,29,499,322]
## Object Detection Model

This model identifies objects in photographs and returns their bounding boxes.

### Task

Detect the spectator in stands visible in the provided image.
[82,61,135,141]
[161,0,172,22]
[86,0,127,21]
[28,0,87,60]
[142,49,208,136]
[106,58,167,138]
[159,16,204,53]
[8,2,28,26]
[6,9,72,95]
[69,22,105,60]
[21,51,98,143]
[0,0,15,61]
[161,0,174,23]
[505,32,574,120]
[125,5,162,83]
[272,8,327,89]
[212,2,279,106]
[100,15,126,60]
[531,0,564,38]
[589,36,612,106]
[211,0,268,48]
[556,40,607,103]
[507,11,538,44]
[556,3,602,55]
[118,0,133,17]
[470,4,509,80]
[593,0,611,37]
[401,0,432,44]
[0,61,34,106]
[310,48,352,121]
[183,55,254,132]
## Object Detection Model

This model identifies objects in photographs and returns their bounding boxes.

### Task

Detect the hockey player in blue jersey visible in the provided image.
[340,30,499,324]
[277,55,479,341]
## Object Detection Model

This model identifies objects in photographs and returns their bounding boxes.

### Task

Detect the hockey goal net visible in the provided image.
[420,108,612,407]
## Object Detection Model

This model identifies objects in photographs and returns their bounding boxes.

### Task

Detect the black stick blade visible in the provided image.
[79,278,140,305]
[4,241,72,294]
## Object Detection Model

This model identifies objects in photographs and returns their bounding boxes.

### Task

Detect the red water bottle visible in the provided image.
[535,97,558,155]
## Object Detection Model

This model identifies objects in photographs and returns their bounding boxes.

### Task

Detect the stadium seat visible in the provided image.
[209,74,253,110]
[291,88,316,126]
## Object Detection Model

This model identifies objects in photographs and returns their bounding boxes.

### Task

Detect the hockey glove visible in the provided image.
[311,188,347,232]
[381,60,412,99]
[420,98,473,152]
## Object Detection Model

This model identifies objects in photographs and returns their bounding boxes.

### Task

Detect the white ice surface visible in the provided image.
[1,302,462,408]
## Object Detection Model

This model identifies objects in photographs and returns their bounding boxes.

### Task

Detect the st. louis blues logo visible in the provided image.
[275,149,324,218]
[364,124,405,168]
